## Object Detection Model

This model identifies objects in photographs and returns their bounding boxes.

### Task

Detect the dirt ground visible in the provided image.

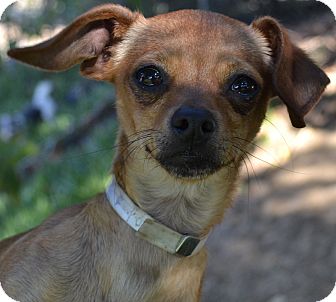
[202,127,336,302]
[202,14,336,302]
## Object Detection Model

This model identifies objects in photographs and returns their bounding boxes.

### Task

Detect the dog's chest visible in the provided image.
[101,249,207,302]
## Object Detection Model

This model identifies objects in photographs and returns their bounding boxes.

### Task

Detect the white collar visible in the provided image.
[105,176,208,257]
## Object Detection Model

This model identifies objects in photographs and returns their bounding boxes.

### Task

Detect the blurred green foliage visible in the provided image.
[0,58,117,239]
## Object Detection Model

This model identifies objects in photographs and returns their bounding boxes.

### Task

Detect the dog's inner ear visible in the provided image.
[7,4,138,81]
[252,17,330,128]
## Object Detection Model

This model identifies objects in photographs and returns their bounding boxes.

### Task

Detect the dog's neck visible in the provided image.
[113,142,240,238]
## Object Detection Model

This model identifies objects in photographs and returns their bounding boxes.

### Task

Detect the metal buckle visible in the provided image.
[175,236,201,257]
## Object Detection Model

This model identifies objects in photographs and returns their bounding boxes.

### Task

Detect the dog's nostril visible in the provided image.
[173,118,189,131]
[201,120,215,133]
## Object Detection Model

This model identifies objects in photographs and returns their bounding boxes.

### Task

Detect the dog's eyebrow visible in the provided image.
[130,48,184,67]
[215,56,263,81]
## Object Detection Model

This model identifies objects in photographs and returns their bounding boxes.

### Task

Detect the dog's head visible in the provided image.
[8,4,329,179]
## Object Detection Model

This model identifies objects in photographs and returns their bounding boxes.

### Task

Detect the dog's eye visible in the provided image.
[135,66,163,87]
[230,76,259,99]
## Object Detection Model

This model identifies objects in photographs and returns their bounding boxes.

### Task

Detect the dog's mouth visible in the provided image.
[145,144,228,178]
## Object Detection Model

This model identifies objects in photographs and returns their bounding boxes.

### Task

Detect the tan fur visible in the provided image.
[0,4,329,302]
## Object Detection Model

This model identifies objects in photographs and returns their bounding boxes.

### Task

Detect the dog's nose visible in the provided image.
[170,106,216,143]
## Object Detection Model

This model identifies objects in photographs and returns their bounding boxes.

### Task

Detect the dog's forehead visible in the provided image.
[115,10,271,66]
[149,10,248,38]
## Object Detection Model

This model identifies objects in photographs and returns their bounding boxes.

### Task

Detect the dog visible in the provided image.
[0,4,330,302]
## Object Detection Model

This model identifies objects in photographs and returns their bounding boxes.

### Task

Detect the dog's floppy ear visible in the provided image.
[7,4,139,81]
[252,17,330,128]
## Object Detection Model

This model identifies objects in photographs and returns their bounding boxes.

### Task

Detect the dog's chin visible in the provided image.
[160,161,222,179]
[146,146,224,179]
[159,156,222,179]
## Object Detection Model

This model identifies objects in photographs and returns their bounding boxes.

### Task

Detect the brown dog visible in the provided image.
[0,4,330,302]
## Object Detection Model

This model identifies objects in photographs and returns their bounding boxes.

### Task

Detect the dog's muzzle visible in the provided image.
[154,106,223,178]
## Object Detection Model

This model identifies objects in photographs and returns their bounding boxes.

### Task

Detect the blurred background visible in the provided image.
[0,1,335,301]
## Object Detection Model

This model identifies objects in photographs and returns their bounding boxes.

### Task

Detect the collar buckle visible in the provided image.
[176,236,204,257]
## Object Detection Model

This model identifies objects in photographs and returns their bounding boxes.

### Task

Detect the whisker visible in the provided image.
[120,131,159,163]
[57,129,159,162]
[228,141,305,175]
[241,156,251,218]
[242,149,263,195]
[232,136,281,166]
[264,117,294,171]
[122,139,149,161]
[58,146,115,162]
